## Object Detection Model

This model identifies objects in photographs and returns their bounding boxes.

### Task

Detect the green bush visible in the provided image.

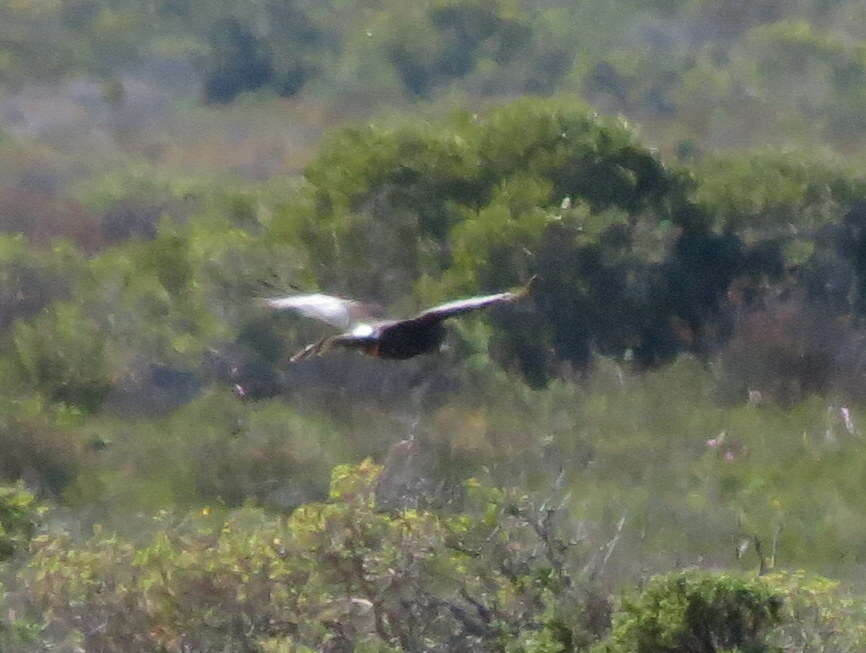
[598,571,783,653]
[765,570,866,652]
[0,483,44,561]
[73,392,353,511]
[0,236,82,334]
[0,398,84,497]
[204,17,274,103]
[11,303,111,412]
[10,461,606,651]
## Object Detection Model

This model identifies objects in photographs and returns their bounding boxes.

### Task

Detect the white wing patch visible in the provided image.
[351,323,375,337]
[262,293,359,330]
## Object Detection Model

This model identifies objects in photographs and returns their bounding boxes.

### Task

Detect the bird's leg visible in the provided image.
[289,336,333,362]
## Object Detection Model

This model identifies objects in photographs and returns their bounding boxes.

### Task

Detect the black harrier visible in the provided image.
[262,278,535,362]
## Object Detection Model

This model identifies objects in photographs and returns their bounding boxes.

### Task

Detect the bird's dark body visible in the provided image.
[376,320,447,359]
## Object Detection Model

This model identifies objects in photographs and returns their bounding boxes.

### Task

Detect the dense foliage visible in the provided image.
[6,0,866,649]
[6,100,866,402]
[598,572,784,653]
[3,90,866,647]
[2,465,864,651]
[4,0,866,150]
[0,90,866,650]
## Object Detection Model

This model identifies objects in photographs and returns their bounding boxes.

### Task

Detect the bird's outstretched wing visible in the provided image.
[410,276,536,325]
[260,293,373,331]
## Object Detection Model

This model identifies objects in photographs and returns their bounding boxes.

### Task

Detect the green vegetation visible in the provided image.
[599,572,783,653]
[0,483,43,561]
[3,463,866,650]
[4,92,866,648]
[5,0,866,649]
[4,0,866,149]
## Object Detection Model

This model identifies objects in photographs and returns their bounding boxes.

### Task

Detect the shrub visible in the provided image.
[598,571,783,653]
[11,303,111,412]
[0,399,83,496]
[0,483,44,561]
[204,17,274,103]
[0,235,81,334]
[11,461,607,651]
[765,570,866,652]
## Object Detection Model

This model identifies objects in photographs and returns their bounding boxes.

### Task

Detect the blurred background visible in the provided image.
[4,0,866,650]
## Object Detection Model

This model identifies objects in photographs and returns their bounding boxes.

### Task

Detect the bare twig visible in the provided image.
[770,523,782,571]
[753,535,767,576]
[584,516,626,581]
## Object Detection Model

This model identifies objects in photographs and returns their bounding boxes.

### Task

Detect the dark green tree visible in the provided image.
[204,17,274,103]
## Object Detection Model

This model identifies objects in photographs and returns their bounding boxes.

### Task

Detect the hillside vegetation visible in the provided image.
[5,0,866,650]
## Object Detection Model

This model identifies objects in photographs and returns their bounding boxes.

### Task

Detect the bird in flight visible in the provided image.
[261,278,535,362]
